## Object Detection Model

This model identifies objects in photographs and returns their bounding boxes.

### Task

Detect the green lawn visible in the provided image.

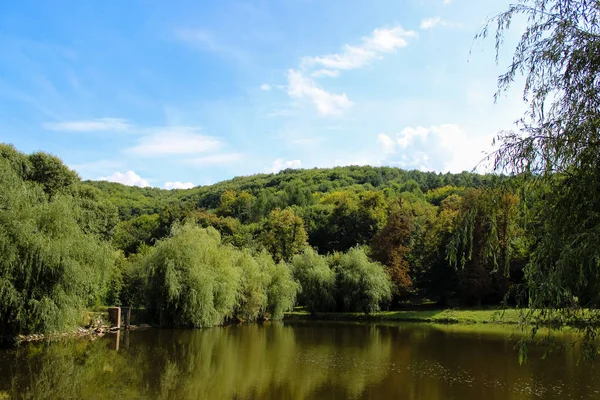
[284,309,526,325]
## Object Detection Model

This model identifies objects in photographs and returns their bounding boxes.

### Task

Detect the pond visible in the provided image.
[0,321,598,399]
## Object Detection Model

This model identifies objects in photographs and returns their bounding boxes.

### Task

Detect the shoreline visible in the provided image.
[5,308,597,345]
[2,324,151,346]
[283,309,525,325]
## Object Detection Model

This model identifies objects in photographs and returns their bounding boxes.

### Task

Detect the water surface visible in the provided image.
[0,321,598,399]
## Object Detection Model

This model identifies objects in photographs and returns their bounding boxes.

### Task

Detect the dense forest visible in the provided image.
[1,142,528,335]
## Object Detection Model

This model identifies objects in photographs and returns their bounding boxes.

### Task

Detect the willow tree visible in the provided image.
[481,0,600,352]
[291,247,336,312]
[0,157,116,335]
[331,247,393,314]
[143,224,241,327]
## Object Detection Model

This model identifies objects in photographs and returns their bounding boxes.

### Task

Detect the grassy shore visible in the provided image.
[284,309,526,325]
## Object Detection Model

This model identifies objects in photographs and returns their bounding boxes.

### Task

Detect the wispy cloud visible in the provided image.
[175,29,247,61]
[164,181,195,190]
[260,83,272,91]
[280,25,416,117]
[99,170,151,187]
[43,118,131,132]
[302,26,417,73]
[420,17,461,30]
[287,69,353,117]
[311,69,340,78]
[128,127,222,156]
[185,153,244,166]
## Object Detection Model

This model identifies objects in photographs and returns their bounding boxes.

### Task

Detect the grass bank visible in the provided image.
[284,309,525,325]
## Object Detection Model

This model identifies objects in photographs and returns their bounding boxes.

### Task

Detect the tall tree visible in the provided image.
[260,208,308,262]
[371,205,414,297]
[482,0,600,335]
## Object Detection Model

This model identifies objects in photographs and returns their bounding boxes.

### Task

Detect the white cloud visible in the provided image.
[287,69,353,117]
[281,25,415,117]
[186,153,244,166]
[377,133,396,154]
[311,69,340,78]
[43,118,131,132]
[302,26,417,71]
[128,127,222,156]
[380,124,496,173]
[420,17,461,30]
[260,83,272,91]
[164,181,195,190]
[99,170,151,187]
[270,159,302,173]
[420,17,442,30]
[397,126,430,148]
[443,0,452,4]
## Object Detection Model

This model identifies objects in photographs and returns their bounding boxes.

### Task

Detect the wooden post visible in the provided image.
[108,307,121,329]
[110,330,120,351]
[121,307,131,328]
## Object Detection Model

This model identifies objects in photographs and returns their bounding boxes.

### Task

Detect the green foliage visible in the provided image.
[0,143,31,180]
[0,142,536,335]
[447,188,523,305]
[235,249,269,321]
[28,152,80,199]
[481,0,600,315]
[0,156,116,335]
[144,224,241,327]
[260,208,308,262]
[72,184,119,240]
[371,204,414,297]
[317,190,388,253]
[425,186,465,206]
[119,246,150,308]
[258,252,298,320]
[331,247,393,314]
[217,190,256,223]
[112,214,161,255]
[291,248,336,312]
[143,222,297,327]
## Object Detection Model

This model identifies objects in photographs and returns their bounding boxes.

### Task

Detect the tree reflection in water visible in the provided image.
[0,322,598,400]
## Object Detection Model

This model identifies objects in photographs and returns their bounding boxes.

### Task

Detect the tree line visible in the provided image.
[0,143,527,335]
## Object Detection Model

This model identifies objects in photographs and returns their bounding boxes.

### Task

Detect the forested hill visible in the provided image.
[87,165,503,220]
[2,142,526,336]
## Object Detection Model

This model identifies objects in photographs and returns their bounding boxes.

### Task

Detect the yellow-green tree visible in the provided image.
[260,208,308,262]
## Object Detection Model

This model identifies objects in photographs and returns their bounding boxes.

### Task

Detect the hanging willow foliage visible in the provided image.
[479,0,600,359]
[142,223,298,327]
[0,157,116,335]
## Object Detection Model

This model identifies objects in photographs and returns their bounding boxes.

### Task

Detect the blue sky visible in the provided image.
[0,0,527,189]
